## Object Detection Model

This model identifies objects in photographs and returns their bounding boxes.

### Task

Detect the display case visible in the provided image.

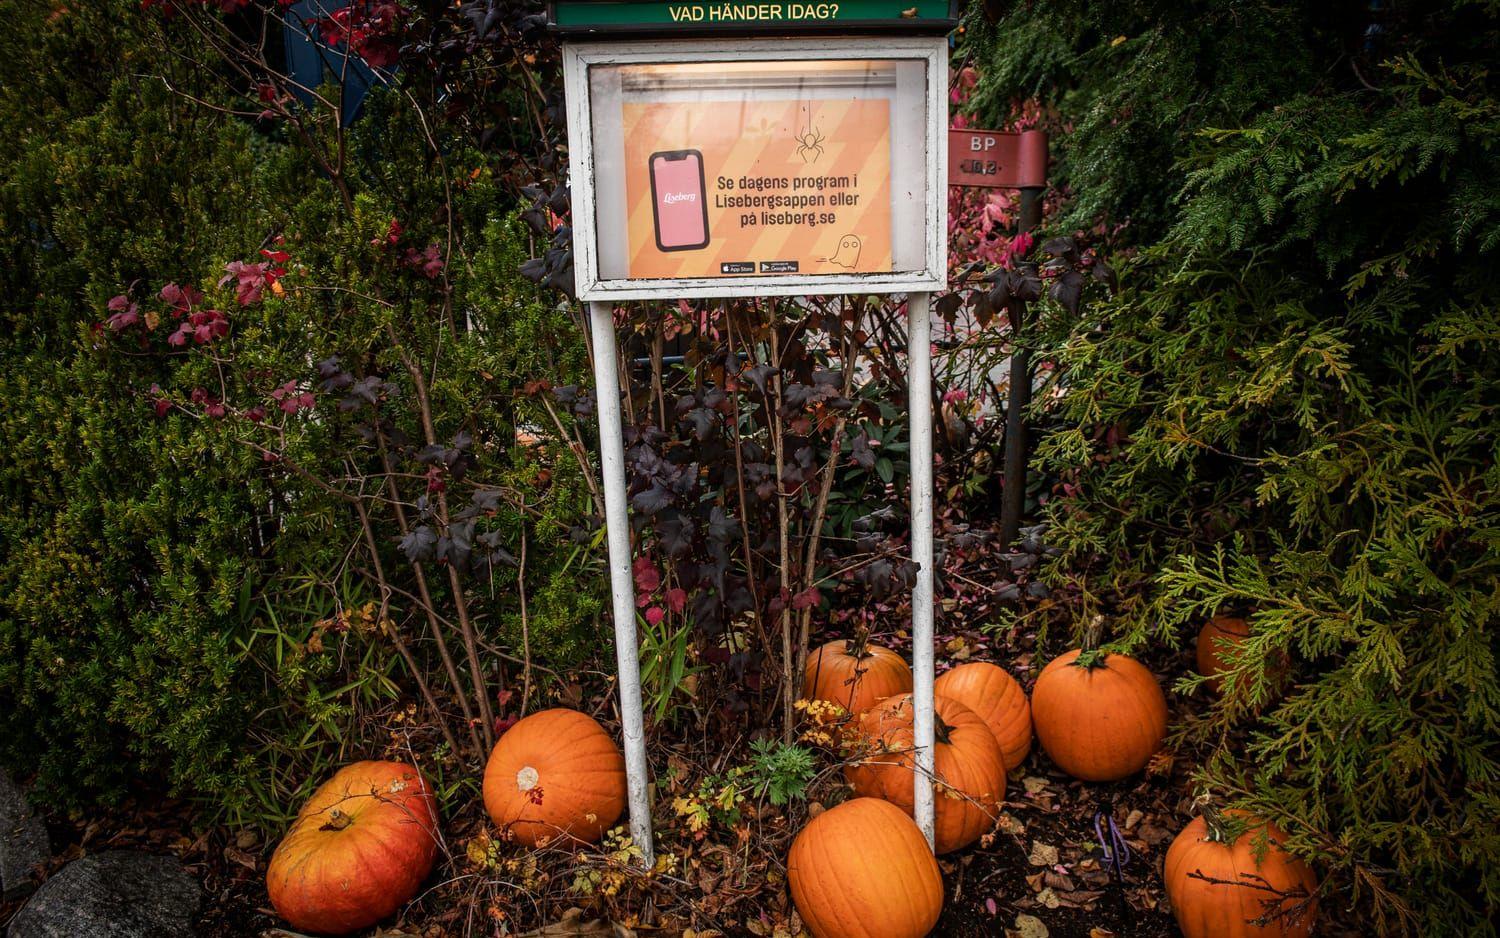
[563,36,947,299]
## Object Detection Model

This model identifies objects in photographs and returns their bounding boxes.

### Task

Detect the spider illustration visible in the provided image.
[794,123,825,163]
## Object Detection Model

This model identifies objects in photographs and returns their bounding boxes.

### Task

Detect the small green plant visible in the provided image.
[637,611,700,724]
[672,770,748,833]
[746,738,817,806]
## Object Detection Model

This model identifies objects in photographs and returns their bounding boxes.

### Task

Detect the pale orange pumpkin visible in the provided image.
[934,661,1032,771]
[482,708,626,848]
[1031,648,1168,781]
[1165,808,1319,938]
[802,638,913,716]
[788,797,943,938]
[845,693,1006,853]
[266,761,439,936]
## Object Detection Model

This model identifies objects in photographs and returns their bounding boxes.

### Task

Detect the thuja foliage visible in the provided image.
[0,0,594,819]
[967,1,1499,931]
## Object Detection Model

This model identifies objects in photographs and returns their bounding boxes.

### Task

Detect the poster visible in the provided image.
[620,93,892,279]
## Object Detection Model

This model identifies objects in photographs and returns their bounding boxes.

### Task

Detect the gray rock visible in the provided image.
[6,851,201,938]
[0,769,49,901]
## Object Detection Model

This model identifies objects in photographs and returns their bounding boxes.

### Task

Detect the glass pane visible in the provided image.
[588,58,929,281]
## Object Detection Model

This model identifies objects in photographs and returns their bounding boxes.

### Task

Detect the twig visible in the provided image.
[353,499,462,757]
[518,524,533,717]
[387,320,497,747]
[376,428,486,759]
[768,316,795,740]
[795,299,861,693]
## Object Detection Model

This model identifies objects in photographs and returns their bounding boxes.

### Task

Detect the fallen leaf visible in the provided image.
[1021,776,1049,795]
[1028,841,1059,866]
[1036,886,1062,909]
[1136,822,1173,846]
[1061,888,1105,909]
[1014,913,1049,938]
[516,909,636,937]
[995,812,1026,836]
[222,845,258,872]
[1043,870,1075,892]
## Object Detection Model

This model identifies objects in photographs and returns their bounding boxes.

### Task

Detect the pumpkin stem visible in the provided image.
[1073,615,1108,668]
[847,630,873,661]
[933,714,954,746]
[1082,615,1104,652]
[319,808,354,832]
[1200,803,1232,844]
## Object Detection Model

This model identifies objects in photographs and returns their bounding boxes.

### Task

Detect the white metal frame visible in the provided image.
[563,36,949,300]
[905,291,936,846]
[574,36,946,864]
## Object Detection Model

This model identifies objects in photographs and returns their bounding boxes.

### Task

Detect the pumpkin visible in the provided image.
[1031,648,1167,781]
[482,708,626,848]
[934,661,1032,771]
[1164,808,1319,937]
[788,797,943,938]
[802,638,913,717]
[1196,615,1291,700]
[1196,616,1251,694]
[267,761,439,936]
[845,693,1006,853]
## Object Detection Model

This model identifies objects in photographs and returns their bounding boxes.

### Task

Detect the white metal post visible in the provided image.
[907,291,937,849]
[587,300,655,867]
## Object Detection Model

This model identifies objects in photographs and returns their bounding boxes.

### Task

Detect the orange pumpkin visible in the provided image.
[1165,809,1319,937]
[802,638,913,716]
[934,661,1032,771]
[1196,615,1291,700]
[788,797,943,938]
[482,708,626,848]
[845,693,1006,853]
[267,761,439,936]
[1196,616,1251,694]
[1031,648,1167,781]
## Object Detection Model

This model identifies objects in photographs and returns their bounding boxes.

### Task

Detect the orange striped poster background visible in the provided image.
[622,96,892,279]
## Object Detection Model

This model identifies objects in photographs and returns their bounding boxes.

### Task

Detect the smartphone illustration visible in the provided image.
[648,149,710,252]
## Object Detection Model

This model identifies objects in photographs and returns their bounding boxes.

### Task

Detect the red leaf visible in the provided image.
[632,556,661,594]
[159,282,203,312]
[791,586,822,611]
[105,295,140,331]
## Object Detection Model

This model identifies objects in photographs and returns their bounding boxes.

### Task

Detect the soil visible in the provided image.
[932,768,1180,938]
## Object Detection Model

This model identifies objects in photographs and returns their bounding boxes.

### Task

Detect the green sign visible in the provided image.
[553,0,955,30]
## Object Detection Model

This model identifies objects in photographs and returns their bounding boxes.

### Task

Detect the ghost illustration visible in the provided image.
[826,234,862,269]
